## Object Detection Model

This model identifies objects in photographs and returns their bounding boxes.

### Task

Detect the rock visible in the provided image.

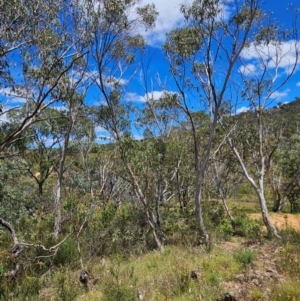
[79,270,89,286]
[266,268,277,274]
[137,289,144,300]
[190,270,199,279]
[235,274,245,282]
[218,293,238,301]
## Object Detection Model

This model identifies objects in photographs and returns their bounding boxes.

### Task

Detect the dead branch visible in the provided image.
[0,217,71,258]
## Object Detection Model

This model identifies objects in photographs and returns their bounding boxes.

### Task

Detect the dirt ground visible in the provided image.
[250,212,300,231]
[217,239,285,301]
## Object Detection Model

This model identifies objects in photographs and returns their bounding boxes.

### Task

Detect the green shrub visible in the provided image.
[251,288,263,300]
[277,236,300,277]
[21,275,41,299]
[218,219,234,240]
[233,213,261,239]
[203,200,226,227]
[233,248,256,269]
[54,266,79,301]
[0,269,40,301]
[54,237,78,266]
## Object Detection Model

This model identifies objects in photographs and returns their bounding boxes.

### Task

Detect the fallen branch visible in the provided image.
[1,217,71,255]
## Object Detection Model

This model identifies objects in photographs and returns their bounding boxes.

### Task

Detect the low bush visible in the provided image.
[233,248,256,269]
[54,266,80,301]
[233,213,261,239]
[217,219,234,240]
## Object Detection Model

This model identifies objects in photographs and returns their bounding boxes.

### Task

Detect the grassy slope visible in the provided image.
[39,227,300,301]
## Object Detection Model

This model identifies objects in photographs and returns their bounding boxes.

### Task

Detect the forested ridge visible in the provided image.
[0,0,300,300]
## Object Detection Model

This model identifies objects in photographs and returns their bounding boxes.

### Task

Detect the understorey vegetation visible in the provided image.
[0,0,300,300]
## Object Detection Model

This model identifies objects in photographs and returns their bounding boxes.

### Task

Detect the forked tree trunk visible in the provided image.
[126,164,165,251]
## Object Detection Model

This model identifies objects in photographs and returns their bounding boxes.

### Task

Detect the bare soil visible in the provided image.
[216,239,291,301]
[250,212,300,231]
[216,213,300,300]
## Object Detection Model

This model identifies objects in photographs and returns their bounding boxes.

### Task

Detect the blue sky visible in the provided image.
[101,0,300,141]
[135,0,300,103]
[1,0,299,143]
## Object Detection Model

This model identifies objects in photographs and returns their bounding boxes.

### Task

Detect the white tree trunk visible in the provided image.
[229,139,280,238]
[195,172,209,245]
[54,108,77,239]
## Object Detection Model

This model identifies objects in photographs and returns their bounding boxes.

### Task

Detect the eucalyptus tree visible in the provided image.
[135,91,183,233]
[71,107,97,196]
[260,101,300,212]
[225,7,300,236]
[207,141,243,221]
[53,71,89,238]
[83,0,166,249]
[0,0,90,151]
[275,131,300,212]
[0,0,91,261]
[8,107,64,197]
[164,0,268,244]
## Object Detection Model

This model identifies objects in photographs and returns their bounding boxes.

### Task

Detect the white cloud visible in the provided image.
[0,111,9,124]
[143,90,166,101]
[103,76,127,88]
[239,63,257,76]
[95,135,112,143]
[240,40,300,72]
[139,0,233,46]
[235,106,250,114]
[269,89,290,100]
[137,0,184,46]
[296,82,300,87]
[125,90,177,103]
[0,104,24,124]
[95,125,106,132]
[0,87,29,104]
[50,105,67,112]
[124,92,144,102]
[133,134,143,140]
[94,126,111,143]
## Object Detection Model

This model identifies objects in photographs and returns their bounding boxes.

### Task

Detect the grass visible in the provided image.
[4,200,300,301]
[39,245,243,301]
[227,198,260,213]
[270,281,300,301]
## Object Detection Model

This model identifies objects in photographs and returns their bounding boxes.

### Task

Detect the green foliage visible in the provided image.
[233,213,261,239]
[54,266,79,301]
[0,268,40,300]
[217,219,234,240]
[277,229,300,277]
[165,26,203,58]
[54,237,79,267]
[233,248,256,269]
[103,284,136,301]
[202,200,227,228]
[20,275,41,299]
[250,288,263,300]
[79,203,149,257]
